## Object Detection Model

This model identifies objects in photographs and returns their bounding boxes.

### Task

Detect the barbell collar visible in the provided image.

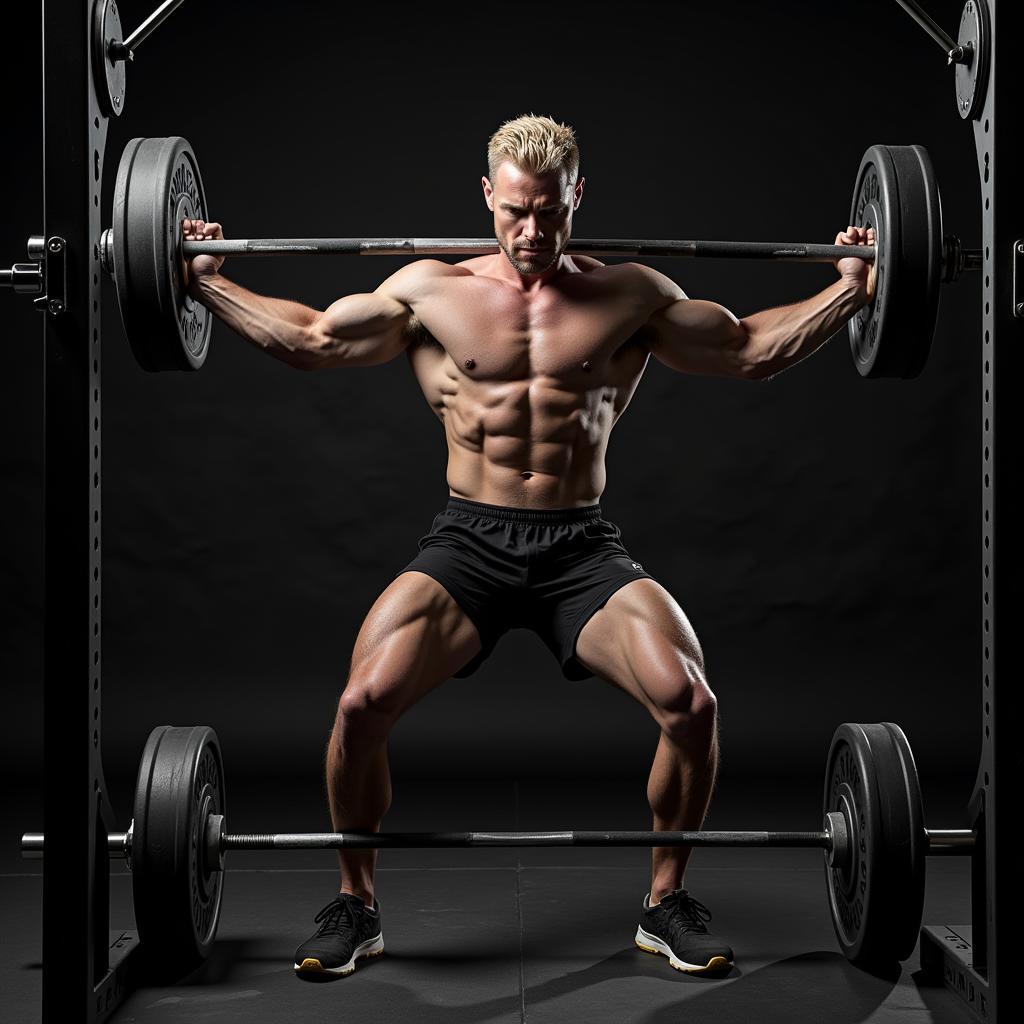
[177,237,876,264]
[941,234,983,283]
[823,810,849,870]
[100,228,114,276]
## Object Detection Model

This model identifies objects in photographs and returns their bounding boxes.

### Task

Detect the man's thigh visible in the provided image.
[344,571,482,718]
[574,578,707,713]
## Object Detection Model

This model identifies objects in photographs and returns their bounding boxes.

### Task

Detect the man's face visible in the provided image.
[482,162,584,276]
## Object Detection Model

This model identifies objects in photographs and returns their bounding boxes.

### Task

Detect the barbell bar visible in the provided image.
[102,232,877,263]
[21,824,974,857]
[168,233,977,279]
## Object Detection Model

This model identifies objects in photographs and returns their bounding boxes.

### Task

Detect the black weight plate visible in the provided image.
[111,136,212,372]
[111,137,143,359]
[823,722,925,966]
[878,722,927,958]
[886,145,943,380]
[132,725,226,979]
[848,145,901,378]
[848,144,943,380]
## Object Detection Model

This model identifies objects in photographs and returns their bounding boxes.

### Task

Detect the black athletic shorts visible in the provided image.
[399,497,655,680]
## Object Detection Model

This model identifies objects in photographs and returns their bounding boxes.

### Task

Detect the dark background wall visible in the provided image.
[1,2,980,797]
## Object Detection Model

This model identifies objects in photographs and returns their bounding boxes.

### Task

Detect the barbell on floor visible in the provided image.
[22,721,973,979]
[17,823,975,855]
[54,135,976,378]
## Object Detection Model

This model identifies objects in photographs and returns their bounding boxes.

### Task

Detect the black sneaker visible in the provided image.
[635,888,733,974]
[293,894,384,976]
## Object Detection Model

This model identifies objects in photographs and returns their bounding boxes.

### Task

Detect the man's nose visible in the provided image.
[522,215,542,240]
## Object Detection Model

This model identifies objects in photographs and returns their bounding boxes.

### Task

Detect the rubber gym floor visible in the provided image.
[2,772,975,1023]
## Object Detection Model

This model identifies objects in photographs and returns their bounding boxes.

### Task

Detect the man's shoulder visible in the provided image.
[378,258,472,303]
[567,257,683,299]
[564,254,644,278]
[399,257,474,283]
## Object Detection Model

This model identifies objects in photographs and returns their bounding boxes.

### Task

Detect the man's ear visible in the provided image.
[482,176,495,212]
[573,176,585,211]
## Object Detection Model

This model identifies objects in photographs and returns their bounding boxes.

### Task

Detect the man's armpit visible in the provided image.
[403,314,442,351]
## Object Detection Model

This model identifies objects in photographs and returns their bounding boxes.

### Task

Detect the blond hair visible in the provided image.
[487,114,580,184]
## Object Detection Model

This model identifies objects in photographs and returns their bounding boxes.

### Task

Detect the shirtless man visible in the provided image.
[184,114,873,979]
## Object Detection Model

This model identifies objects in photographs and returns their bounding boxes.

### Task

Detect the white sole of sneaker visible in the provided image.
[634,926,732,974]
[294,933,385,976]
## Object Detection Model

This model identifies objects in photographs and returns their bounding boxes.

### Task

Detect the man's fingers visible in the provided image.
[181,218,223,241]
[839,226,874,247]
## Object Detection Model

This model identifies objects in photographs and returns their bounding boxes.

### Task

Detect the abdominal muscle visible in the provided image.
[439,372,617,509]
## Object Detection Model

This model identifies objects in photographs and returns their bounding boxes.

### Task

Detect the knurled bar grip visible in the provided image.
[179,238,876,262]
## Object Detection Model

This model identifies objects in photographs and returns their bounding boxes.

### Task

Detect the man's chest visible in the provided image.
[412,275,652,379]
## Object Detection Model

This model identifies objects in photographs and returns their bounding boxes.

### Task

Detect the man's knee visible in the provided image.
[336,667,407,736]
[651,659,717,742]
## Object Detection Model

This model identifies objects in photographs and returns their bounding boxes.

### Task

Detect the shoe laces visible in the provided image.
[655,889,712,933]
[313,896,357,936]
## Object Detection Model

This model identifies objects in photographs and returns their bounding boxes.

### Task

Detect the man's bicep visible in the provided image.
[646,298,753,378]
[310,261,442,368]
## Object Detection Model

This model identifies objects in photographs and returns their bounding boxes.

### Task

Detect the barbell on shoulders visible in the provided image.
[22,721,974,979]
[77,137,979,377]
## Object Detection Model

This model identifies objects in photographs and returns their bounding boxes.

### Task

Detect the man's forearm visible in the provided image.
[741,278,867,380]
[190,273,321,368]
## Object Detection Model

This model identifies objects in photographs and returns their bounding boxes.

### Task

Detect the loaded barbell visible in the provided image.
[22,721,973,979]
[58,136,977,378]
